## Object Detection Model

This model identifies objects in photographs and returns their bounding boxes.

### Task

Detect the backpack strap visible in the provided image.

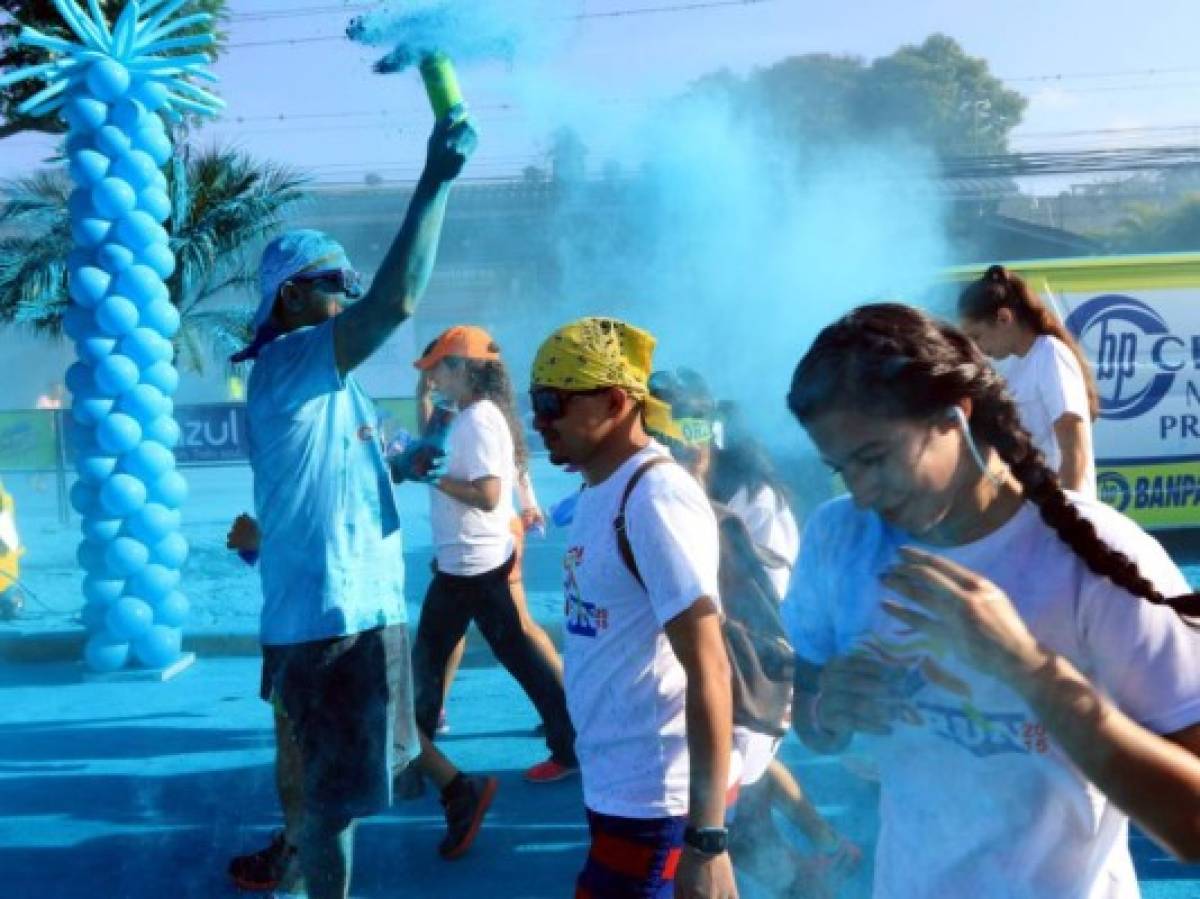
[614,456,674,590]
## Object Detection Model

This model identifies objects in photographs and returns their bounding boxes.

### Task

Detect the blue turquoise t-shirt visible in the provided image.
[247,319,405,646]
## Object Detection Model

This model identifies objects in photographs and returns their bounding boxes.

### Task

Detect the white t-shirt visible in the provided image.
[726,484,800,599]
[783,494,1200,899]
[563,442,722,818]
[1002,334,1096,497]
[430,399,515,576]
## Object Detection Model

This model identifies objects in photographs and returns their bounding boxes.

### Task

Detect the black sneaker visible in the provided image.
[438,774,498,860]
[228,829,301,892]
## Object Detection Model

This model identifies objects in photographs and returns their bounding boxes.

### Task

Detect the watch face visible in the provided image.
[685,827,728,855]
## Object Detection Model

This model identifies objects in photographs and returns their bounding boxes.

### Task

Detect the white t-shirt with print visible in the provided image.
[783,494,1200,899]
[726,484,800,599]
[1002,334,1096,497]
[563,442,721,819]
[430,398,515,576]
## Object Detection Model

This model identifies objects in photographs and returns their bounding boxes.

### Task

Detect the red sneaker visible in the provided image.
[228,829,301,892]
[523,757,579,784]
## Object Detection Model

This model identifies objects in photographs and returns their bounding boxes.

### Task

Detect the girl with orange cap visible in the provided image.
[397,326,578,783]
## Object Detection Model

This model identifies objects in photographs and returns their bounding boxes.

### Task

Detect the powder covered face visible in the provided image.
[804,406,971,539]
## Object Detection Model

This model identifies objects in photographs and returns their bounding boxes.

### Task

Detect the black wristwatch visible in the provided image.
[683,826,729,857]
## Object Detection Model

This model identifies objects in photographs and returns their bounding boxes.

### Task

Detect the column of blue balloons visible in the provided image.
[63,61,191,672]
[1,0,223,673]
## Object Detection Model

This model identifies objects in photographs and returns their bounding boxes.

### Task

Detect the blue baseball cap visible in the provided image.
[254,229,353,331]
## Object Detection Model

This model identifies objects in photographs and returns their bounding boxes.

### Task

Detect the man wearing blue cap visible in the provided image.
[238,114,488,899]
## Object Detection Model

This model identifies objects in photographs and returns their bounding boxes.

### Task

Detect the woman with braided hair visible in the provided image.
[958,264,1099,496]
[782,302,1200,898]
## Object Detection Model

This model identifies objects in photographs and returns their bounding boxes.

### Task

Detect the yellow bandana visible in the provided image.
[531,317,682,440]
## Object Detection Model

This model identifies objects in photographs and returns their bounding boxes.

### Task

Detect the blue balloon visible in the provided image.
[69,149,110,186]
[152,532,189,569]
[73,396,115,427]
[94,125,132,159]
[115,210,166,250]
[83,575,125,606]
[84,633,130,673]
[155,591,189,628]
[138,242,176,279]
[132,624,181,669]
[143,414,180,448]
[64,97,109,132]
[116,265,167,307]
[95,294,139,337]
[69,480,99,516]
[72,216,113,248]
[62,304,93,341]
[126,503,178,544]
[76,451,117,482]
[111,150,161,191]
[142,360,180,395]
[140,300,180,338]
[134,127,173,166]
[86,59,132,103]
[137,188,171,224]
[117,328,165,368]
[68,265,111,308]
[92,177,137,219]
[97,242,135,274]
[116,384,166,423]
[65,360,94,396]
[105,536,150,578]
[96,413,142,456]
[128,564,178,604]
[149,470,188,509]
[94,353,140,395]
[120,440,173,482]
[76,538,105,572]
[109,98,147,132]
[82,516,122,543]
[77,335,117,364]
[130,80,171,112]
[100,471,147,517]
[106,596,154,641]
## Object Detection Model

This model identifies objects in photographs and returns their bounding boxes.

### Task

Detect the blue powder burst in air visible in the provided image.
[347,0,577,73]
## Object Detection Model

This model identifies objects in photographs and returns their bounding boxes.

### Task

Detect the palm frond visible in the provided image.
[0,170,72,224]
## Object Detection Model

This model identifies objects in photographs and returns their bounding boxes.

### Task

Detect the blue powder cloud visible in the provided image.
[347,0,579,73]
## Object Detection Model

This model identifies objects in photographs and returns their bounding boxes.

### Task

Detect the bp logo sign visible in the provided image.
[1065,294,1180,420]
[1096,471,1131,512]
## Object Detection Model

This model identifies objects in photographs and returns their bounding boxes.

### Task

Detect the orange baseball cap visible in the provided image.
[414,325,500,370]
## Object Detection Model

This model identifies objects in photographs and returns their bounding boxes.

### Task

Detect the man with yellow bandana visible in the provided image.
[530,318,738,899]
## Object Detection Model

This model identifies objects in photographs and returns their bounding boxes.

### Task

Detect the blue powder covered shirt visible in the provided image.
[246,319,405,646]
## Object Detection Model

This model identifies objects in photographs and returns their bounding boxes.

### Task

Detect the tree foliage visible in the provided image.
[686,34,1027,160]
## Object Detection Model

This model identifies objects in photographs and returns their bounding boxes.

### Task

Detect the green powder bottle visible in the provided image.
[419,52,465,121]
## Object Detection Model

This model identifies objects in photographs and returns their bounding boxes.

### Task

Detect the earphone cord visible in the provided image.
[953,408,1007,490]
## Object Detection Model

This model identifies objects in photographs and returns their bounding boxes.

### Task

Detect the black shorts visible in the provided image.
[262,624,417,820]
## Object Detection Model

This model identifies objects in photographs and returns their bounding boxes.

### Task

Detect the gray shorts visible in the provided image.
[263,624,418,820]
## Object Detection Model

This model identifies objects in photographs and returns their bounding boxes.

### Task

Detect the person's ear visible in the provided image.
[995,308,1015,327]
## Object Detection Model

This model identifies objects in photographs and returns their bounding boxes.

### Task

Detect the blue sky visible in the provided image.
[3,0,1199,186]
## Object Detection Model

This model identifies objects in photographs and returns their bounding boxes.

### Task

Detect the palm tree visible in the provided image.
[0,147,308,371]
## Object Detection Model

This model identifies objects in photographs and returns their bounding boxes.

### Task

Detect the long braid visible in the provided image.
[790,304,1200,620]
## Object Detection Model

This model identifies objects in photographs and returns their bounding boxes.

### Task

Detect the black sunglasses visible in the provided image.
[288,267,364,300]
[529,386,610,422]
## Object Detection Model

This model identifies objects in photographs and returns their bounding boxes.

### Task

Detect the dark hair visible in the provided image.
[710,401,793,513]
[649,370,793,513]
[958,265,1100,421]
[464,348,529,473]
[787,302,1198,619]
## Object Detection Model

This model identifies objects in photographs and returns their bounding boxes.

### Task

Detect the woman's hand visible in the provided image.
[812,651,913,739]
[880,546,1046,681]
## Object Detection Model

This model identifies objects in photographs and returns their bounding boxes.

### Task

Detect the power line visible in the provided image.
[225,0,776,49]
